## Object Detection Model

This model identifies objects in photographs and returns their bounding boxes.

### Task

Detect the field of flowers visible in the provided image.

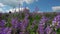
[0,11,60,34]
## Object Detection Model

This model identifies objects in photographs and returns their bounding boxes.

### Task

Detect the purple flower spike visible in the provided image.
[39,16,48,25]
[0,27,12,34]
[23,18,29,28]
[38,24,44,34]
[11,18,18,28]
[45,26,52,34]
[38,16,48,34]
[0,20,6,27]
[52,15,60,28]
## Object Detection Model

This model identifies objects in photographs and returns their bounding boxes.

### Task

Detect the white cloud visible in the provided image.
[0,3,6,7]
[0,0,38,7]
[8,8,24,13]
[0,0,38,13]
[52,6,60,11]
[24,0,34,4]
[6,7,29,13]
[0,3,6,13]
[0,2,30,13]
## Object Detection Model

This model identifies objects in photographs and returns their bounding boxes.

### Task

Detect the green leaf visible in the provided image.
[5,22,12,27]
[57,28,60,34]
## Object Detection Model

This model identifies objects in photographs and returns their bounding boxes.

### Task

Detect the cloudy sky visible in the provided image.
[0,0,60,13]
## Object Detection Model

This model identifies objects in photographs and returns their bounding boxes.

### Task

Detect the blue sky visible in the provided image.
[26,0,60,12]
[0,0,60,13]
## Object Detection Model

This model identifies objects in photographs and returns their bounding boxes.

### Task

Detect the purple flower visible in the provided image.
[55,15,60,21]
[39,16,48,25]
[38,16,48,34]
[17,20,23,28]
[18,20,26,32]
[0,27,12,34]
[24,13,29,19]
[0,20,6,27]
[56,21,60,28]
[23,18,29,28]
[45,26,52,34]
[52,15,60,28]
[0,27,5,34]
[52,20,57,26]
[3,27,11,34]
[38,24,44,34]
[11,18,18,28]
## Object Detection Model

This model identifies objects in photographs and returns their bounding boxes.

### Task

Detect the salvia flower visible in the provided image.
[0,27,12,34]
[0,20,6,27]
[45,26,52,34]
[52,15,60,28]
[38,24,44,34]
[11,18,18,28]
[0,27,5,34]
[24,13,29,19]
[18,20,26,32]
[23,17,29,28]
[40,16,48,25]
[38,16,48,34]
